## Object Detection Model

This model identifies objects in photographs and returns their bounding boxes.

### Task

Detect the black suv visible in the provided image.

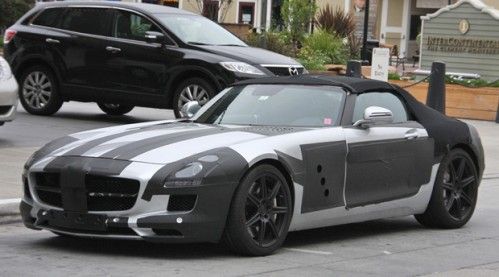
[4,2,304,117]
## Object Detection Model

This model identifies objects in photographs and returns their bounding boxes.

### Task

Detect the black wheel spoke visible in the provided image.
[268,181,281,200]
[445,197,456,211]
[456,158,466,181]
[460,176,475,188]
[268,220,279,239]
[442,181,454,191]
[246,214,260,227]
[460,192,473,206]
[449,163,458,182]
[247,191,260,207]
[258,220,266,246]
[260,177,268,200]
[271,206,288,215]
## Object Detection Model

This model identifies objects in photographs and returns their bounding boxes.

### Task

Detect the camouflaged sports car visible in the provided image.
[20,75,484,256]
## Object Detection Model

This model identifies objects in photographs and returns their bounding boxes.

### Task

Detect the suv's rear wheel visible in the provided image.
[97,103,134,116]
[19,65,63,115]
[173,78,215,118]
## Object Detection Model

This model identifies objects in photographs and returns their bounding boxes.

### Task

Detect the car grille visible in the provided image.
[0,106,12,115]
[34,173,140,211]
[263,66,305,76]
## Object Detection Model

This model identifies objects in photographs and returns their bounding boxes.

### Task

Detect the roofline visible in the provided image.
[421,0,499,21]
[33,1,195,15]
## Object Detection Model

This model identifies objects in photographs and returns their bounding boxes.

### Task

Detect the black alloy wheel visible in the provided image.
[224,164,293,256]
[415,149,479,229]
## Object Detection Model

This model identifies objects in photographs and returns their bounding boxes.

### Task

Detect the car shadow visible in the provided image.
[31,217,424,259]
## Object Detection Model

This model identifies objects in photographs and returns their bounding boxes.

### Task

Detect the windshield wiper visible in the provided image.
[187,41,212,45]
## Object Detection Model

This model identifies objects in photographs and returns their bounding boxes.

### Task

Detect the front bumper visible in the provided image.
[21,157,239,243]
[0,76,18,124]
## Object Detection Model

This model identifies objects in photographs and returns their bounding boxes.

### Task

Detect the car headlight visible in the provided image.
[220,62,265,75]
[164,162,204,187]
[0,57,13,81]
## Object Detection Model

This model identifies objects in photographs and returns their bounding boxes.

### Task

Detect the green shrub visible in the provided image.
[299,29,348,65]
[297,47,328,70]
[445,76,499,88]
[388,72,401,80]
[245,31,294,57]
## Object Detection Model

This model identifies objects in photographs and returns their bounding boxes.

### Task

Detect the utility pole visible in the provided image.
[360,0,370,63]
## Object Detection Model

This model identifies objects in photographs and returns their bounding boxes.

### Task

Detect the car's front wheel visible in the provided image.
[19,65,63,116]
[172,78,215,118]
[415,148,479,229]
[97,103,134,116]
[224,164,293,256]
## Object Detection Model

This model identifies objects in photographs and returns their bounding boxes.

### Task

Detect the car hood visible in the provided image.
[43,121,309,165]
[197,45,301,66]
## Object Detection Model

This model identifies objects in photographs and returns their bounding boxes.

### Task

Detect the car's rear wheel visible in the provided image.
[19,65,63,116]
[224,164,293,256]
[415,149,478,229]
[97,103,134,116]
[172,78,215,118]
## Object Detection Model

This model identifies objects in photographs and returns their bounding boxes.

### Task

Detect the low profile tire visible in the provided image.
[97,103,134,116]
[223,164,293,256]
[19,65,63,116]
[172,78,215,118]
[415,149,479,229]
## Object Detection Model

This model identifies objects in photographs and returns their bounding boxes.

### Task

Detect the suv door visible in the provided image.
[100,9,175,104]
[56,7,113,99]
[343,92,434,208]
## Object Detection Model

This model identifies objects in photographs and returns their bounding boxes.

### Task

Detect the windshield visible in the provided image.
[155,14,246,46]
[194,85,346,127]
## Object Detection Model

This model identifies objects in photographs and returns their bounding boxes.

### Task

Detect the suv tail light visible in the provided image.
[3,29,17,44]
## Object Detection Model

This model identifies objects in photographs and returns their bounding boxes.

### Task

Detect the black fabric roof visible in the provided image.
[233,75,396,93]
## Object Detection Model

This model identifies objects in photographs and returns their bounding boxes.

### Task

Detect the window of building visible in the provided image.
[203,0,220,22]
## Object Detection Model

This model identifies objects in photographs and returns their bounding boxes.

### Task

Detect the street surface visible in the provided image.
[0,103,499,276]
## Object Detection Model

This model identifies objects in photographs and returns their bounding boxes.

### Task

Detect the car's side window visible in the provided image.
[60,8,113,36]
[352,92,409,124]
[32,8,65,28]
[113,10,161,42]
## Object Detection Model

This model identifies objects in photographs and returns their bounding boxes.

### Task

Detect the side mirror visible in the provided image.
[180,101,201,118]
[353,106,393,128]
[145,31,165,44]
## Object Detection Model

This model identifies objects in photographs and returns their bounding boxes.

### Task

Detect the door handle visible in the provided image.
[105,46,121,53]
[45,38,60,44]
[404,129,419,140]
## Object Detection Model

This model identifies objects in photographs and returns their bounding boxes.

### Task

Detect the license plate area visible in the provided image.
[42,210,107,232]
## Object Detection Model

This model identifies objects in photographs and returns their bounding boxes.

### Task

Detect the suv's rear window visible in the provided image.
[32,8,64,28]
[61,8,112,36]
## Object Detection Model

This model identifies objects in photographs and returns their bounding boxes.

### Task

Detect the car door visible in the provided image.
[343,91,434,208]
[100,9,174,102]
[56,7,113,97]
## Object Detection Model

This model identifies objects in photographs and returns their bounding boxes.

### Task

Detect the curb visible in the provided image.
[0,198,21,217]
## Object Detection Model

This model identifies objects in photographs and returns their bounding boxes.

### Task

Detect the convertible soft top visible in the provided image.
[233,75,395,93]
[234,75,476,165]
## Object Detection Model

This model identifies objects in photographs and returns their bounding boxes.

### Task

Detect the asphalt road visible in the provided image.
[1,103,499,276]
